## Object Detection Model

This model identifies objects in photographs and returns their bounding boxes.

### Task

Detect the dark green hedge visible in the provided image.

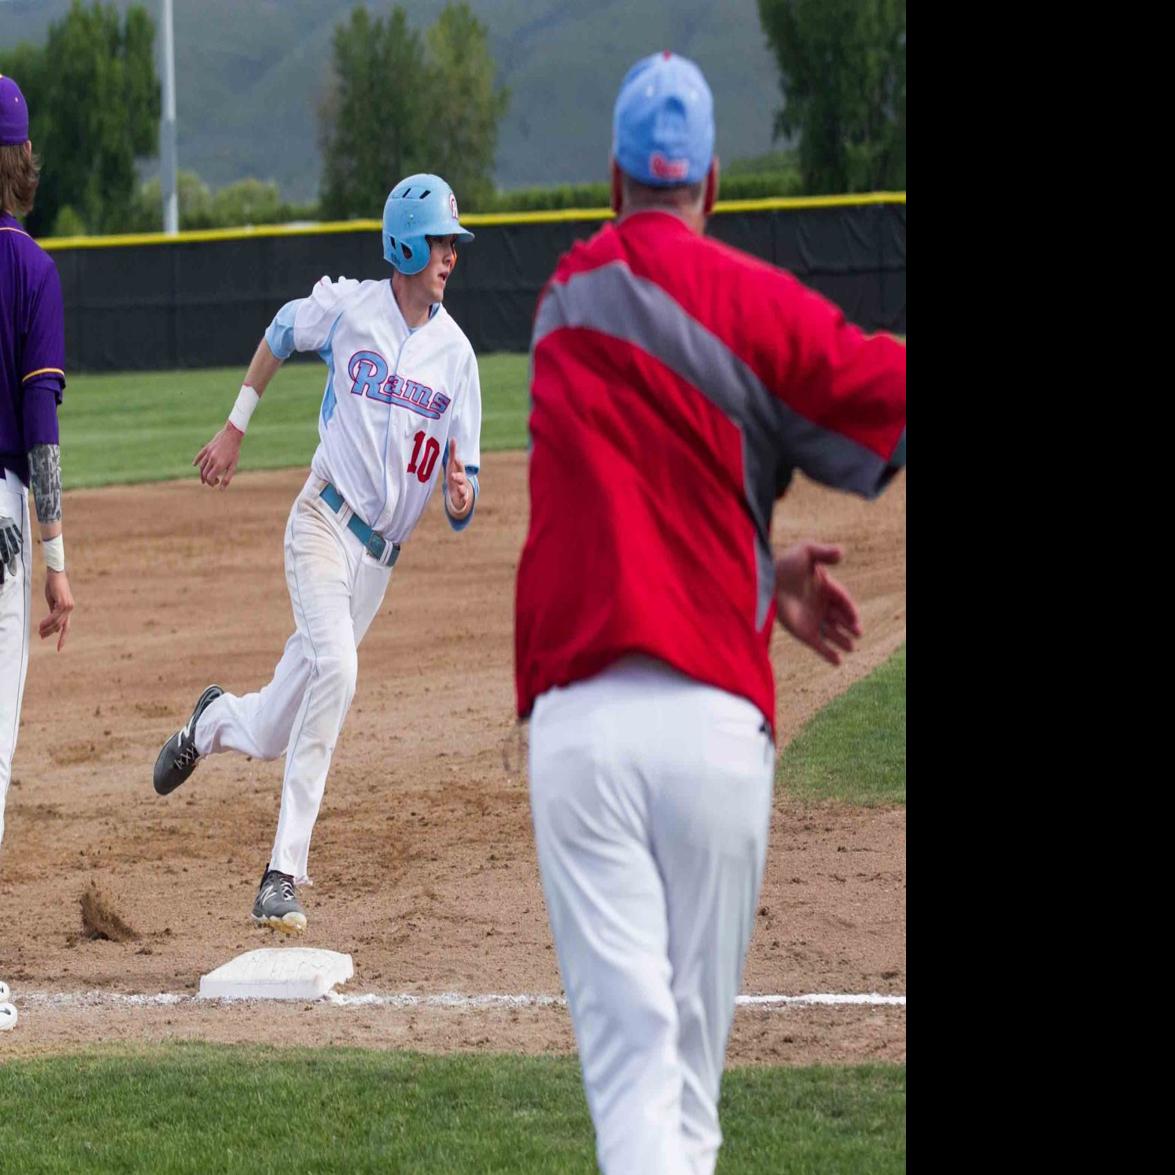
[470,170,803,213]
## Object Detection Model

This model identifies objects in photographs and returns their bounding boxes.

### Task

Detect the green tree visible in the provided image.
[50,205,88,238]
[126,172,312,232]
[318,6,429,219]
[125,170,213,232]
[423,3,509,211]
[757,0,905,194]
[211,178,284,228]
[3,1,161,235]
[318,3,509,219]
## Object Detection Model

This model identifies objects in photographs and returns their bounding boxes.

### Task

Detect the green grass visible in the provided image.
[777,645,906,807]
[0,1046,904,1174]
[59,353,531,491]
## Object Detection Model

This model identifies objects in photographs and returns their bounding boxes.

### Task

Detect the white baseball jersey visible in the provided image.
[190,275,483,886]
[285,276,482,542]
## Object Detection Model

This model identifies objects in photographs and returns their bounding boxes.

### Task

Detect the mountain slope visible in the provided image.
[0,0,782,201]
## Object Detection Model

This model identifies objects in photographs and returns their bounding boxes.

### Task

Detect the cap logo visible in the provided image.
[649,153,689,181]
[449,192,459,220]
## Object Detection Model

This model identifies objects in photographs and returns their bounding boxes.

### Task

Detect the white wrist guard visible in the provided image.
[43,534,65,572]
[228,384,260,434]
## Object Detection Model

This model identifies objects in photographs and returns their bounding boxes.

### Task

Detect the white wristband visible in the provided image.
[43,534,65,572]
[228,384,260,434]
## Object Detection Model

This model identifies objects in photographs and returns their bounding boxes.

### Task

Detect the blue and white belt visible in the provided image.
[319,482,400,567]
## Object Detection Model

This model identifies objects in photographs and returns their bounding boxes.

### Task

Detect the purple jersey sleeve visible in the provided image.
[22,375,62,448]
[22,263,66,390]
[20,263,65,450]
[1,217,66,484]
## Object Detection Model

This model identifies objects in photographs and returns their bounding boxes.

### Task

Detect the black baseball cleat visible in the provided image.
[153,685,223,796]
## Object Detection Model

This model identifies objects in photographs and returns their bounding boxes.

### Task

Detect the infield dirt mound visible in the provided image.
[0,454,905,1061]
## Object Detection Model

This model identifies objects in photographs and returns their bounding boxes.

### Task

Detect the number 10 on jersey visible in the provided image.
[407,430,440,482]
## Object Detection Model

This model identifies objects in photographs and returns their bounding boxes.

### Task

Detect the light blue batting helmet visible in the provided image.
[382,174,475,275]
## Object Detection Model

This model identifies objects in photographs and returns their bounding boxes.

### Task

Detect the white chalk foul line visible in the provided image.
[738,994,905,1007]
[14,990,905,1010]
[325,993,906,1009]
[18,992,187,1009]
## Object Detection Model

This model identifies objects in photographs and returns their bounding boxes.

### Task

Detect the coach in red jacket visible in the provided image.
[515,51,906,1175]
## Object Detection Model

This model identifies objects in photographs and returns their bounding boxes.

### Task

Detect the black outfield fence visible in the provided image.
[42,195,905,373]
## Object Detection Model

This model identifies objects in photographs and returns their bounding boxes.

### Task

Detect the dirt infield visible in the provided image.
[0,455,905,1063]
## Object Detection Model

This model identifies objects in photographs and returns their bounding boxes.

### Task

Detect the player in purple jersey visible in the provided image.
[0,74,75,854]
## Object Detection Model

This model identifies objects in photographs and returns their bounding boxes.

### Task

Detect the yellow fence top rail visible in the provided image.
[38,192,906,251]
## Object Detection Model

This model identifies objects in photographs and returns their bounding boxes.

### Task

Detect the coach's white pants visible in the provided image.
[195,474,391,882]
[529,656,775,1175]
[0,470,32,853]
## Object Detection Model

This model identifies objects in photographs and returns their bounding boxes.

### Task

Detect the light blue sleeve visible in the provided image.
[264,299,305,360]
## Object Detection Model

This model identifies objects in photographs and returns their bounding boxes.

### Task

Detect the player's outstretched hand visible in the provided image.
[445,439,472,516]
[774,542,862,666]
[40,568,74,651]
[194,422,244,489]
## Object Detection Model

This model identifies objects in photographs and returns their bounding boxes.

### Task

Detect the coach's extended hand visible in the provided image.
[774,542,862,667]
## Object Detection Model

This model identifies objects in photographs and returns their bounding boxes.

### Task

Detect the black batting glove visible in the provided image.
[0,513,21,585]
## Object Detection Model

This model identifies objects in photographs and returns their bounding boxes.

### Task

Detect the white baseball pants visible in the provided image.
[529,655,775,1175]
[0,469,32,852]
[195,474,392,882]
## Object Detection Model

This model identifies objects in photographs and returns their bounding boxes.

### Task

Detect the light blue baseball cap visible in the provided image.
[612,51,714,187]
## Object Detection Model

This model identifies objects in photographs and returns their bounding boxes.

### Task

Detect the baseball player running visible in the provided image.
[152,174,481,933]
[1,74,75,855]
[515,53,906,1174]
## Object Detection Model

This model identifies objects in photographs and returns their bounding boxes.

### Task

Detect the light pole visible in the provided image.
[160,0,178,234]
